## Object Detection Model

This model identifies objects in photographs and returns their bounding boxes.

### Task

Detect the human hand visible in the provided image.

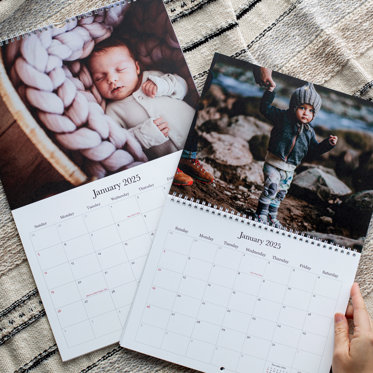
[332,282,373,373]
[329,135,338,146]
[142,79,158,98]
[255,67,276,91]
[153,116,169,137]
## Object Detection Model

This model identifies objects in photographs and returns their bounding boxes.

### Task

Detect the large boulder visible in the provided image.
[199,132,253,166]
[235,161,264,185]
[224,116,271,142]
[335,190,373,237]
[290,168,352,202]
[296,163,337,177]
[198,115,271,142]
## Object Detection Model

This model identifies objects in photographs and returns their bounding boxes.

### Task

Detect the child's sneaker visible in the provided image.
[173,168,194,186]
[179,158,214,184]
[269,216,284,229]
[255,213,268,224]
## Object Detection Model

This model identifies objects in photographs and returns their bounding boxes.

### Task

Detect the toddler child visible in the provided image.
[88,38,196,160]
[256,82,338,227]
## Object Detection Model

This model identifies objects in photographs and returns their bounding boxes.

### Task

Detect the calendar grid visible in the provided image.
[159,235,197,350]
[184,239,220,364]
[136,228,344,373]
[82,211,122,336]
[29,181,171,351]
[54,221,96,343]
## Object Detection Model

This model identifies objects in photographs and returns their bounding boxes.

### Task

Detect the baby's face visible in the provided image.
[295,103,314,124]
[89,45,140,100]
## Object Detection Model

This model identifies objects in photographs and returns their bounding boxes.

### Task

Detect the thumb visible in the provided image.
[334,313,349,357]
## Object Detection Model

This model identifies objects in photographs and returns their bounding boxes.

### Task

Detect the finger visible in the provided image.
[351,282,372,332]
[152,85,157,97]
[333,313,350,358]
[345,304,354,319]
[268,78,276,88]
[153,117,162,125]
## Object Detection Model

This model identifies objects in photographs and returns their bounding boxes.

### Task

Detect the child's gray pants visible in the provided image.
[259,163,294,209]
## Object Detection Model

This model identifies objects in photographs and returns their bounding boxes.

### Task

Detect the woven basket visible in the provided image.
[0,50,88,185]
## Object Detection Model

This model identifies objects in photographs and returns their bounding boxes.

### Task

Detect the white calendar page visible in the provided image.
[121,195,360,373]
[12,151,180,361]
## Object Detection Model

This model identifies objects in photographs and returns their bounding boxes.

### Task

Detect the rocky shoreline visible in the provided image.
[172,84,373,251]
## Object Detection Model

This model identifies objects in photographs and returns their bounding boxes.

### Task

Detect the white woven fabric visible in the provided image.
[0,0,25,23]
[1,1,373,373]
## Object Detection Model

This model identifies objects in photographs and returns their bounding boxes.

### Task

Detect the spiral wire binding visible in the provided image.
[171,192,358,256]
[0,0,136,46]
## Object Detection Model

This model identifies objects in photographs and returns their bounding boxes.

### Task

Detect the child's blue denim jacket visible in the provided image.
[260,90,334,167]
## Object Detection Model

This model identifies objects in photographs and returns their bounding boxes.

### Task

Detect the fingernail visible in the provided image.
[335,314,344,323]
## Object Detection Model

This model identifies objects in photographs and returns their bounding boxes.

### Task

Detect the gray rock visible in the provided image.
[200,132,253,166]
[291,168,351,201]
[296,163,337,177]
[335,190,373,237]
[343,190,373,212]
[225,116,271,142]
[235,161,264,185]
[320,216,333,225]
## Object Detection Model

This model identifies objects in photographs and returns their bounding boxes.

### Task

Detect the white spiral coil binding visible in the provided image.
[170,192,358,256]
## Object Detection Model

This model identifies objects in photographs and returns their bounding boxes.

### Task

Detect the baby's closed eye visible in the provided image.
[94,75,105,82]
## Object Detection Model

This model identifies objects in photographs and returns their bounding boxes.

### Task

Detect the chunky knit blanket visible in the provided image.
[1,1,373,372]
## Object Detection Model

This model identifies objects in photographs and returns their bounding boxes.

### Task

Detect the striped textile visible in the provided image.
[0,0,373,372]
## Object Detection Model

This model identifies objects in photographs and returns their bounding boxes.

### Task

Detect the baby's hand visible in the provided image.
[153,116,169,137]
[142,80,158,98]
[329,135,338,146]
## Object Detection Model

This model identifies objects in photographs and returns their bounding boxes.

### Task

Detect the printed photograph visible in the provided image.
[171,54,373,251]
[0,0,198,209]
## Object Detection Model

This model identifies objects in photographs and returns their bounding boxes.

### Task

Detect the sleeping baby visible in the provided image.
[87,37,195,159]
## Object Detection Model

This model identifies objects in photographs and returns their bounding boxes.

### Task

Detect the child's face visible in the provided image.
[295,103,314,124]
[89,45,140,100]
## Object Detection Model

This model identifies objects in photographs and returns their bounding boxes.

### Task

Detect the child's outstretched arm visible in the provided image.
[309,133,337,157]
[143,72,188,100]
[259,90,286,125]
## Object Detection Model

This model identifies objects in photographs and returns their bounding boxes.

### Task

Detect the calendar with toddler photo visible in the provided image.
[171,53,373,250]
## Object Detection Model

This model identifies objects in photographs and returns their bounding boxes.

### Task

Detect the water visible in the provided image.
[214,74,373,133]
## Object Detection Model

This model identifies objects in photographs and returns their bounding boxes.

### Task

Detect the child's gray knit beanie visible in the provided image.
[289,82,322,117]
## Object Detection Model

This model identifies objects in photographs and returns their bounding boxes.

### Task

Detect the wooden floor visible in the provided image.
[0,96,73,210]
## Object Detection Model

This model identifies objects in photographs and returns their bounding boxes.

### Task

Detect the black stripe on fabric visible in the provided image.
[183,21,239,53]
[236,0,263,20]
[0,309,45,345]
[0,288,38,319]
[247,0,303,49]
[15,344,58,373]
[354,80,373,98]
[169,0,219,23]
[192,48,249,81]
[80,346,122,373]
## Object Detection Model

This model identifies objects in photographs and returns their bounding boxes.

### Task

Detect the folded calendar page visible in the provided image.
[0,0,198,361]
[121,54,373,372]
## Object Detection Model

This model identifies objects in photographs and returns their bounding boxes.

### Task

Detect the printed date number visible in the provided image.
[265,240,281,249]
[123,174,141,186]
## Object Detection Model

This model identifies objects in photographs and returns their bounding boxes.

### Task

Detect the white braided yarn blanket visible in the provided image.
[5,2,191,179]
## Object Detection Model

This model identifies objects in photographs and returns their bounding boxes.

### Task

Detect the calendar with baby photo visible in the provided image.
[171,53,373,251]
[0,0,198,209]
[0,0,199,361]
